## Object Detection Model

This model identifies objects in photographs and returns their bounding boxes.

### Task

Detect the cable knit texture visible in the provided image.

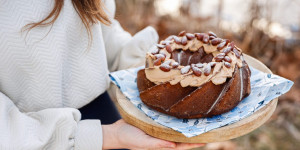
[0,0,158,149]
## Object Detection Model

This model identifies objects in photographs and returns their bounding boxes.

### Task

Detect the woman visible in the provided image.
[0,0,204,149]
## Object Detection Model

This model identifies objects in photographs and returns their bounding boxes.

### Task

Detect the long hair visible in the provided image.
[23,0,111,45]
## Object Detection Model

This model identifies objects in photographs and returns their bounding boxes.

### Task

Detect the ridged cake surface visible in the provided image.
[137,31,251,118]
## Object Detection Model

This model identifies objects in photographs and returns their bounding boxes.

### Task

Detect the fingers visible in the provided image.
[115,120,176,149]
[161,143,206,150]
[174,143,206,149]
[140,134,176,149]
[147,138,206,150]
[115,120,205,150]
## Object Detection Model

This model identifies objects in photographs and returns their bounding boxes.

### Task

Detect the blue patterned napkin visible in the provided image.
[109,66,293,137]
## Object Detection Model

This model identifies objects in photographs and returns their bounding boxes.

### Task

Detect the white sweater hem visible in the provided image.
[75,120,103,150]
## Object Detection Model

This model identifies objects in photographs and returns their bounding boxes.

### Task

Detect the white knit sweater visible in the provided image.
[0,0,158,149]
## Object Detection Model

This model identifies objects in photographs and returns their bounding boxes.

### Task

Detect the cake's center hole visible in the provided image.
[170,47,213,66]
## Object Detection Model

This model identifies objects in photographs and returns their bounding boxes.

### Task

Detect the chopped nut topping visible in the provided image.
[178,30,186,36]
[181,66,191,74]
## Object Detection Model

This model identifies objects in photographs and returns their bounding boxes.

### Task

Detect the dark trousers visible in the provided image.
[79,92,127,150]
[79,92,121,124]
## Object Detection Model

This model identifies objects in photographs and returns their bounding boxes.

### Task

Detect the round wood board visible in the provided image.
[114,54,278,143]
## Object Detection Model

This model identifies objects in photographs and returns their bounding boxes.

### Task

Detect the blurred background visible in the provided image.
[114,0,300,149]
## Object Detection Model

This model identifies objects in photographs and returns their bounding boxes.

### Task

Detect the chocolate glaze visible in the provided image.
[171,47,213,66]
[137,61,251,119]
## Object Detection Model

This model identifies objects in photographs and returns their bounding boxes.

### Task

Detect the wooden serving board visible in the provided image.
[114,54,278,143]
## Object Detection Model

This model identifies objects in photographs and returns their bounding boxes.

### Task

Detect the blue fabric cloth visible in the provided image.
[109,66,293,137]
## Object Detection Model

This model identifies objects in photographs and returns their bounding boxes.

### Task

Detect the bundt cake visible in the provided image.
[137,31,251,119]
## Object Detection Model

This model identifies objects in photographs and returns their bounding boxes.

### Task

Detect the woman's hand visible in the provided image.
[102,119,205,150]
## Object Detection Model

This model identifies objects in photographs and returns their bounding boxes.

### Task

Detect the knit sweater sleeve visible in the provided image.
[101,1,159,72]
[0,92,102,150]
